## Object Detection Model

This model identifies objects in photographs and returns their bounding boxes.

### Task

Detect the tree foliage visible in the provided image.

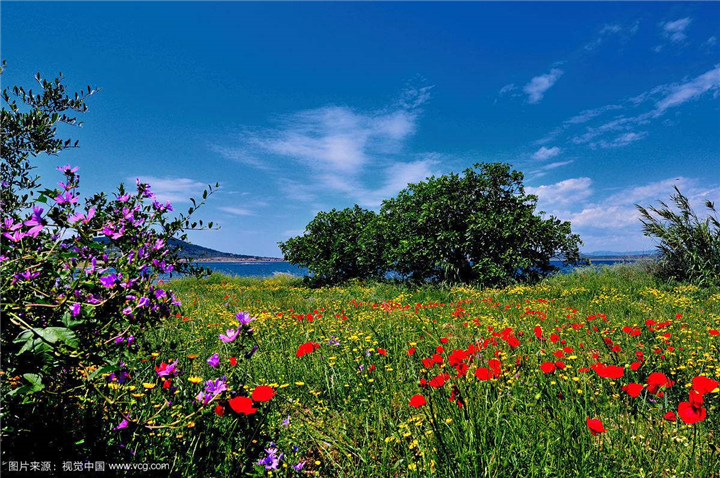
[279,205,386,284]
[281,163,583,286]
[637,186,720,286]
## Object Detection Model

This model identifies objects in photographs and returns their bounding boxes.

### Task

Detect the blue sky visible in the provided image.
[2,2,719,256]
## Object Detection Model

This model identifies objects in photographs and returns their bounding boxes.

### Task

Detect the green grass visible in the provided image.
[124,265,720,477]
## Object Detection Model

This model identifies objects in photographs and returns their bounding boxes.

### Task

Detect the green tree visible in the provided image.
[282,163,583,286]
[379,163,582,286]
[279,205,386,284]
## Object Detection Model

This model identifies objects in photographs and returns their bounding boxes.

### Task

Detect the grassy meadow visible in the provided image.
[126,265,720,477]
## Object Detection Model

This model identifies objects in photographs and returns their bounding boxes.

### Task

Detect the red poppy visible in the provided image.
[646,372,674,396]
[162,379,171,389]
[534,326,543,339]
[488,359,501,375]
[691,376,719,395]
[540,362,556,374]
[252,385,276,402]
[586,417,606,436]
[407,347,416,356]
[475,367,490,380]
[709,329,720,336]
[228,396,257,415]
[550,334,560,343]
[663,411,677,422]
[622,383,643,398]
[591,363,624,379]
[377,348,387,356]
[630,361,642,371]
[428,373,449,388]
[296,342,320,358]
[409,394,426,408]
[678,390,706,424]
[214,404,225,417]
[229,357,237,366]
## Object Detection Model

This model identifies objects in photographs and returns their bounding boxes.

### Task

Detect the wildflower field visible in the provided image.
[104,265,720,477]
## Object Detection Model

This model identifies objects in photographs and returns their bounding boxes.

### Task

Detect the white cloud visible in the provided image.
[565,104,623,125]
[660,17,692,43]
[542,160,574,171]
[219,206,255,216]
[213,83,443,206]
[523,69,564,104]
[591,131,649,149]
[543,177,720,235]
[703,36,717,48]
[531,146,561,161]
[132,176,210,204]
[499,83,517,95]
[655,65,720,112]
[559,66,720,150]
[210,144,274,171]
[526,177,593,207]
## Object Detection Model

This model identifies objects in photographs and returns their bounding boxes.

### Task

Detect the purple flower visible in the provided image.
[256,447,283,471]
[154,288,167,300]
[114,418,129,431]
[57,164,79,174]
[70,303,81,317]
[100,273,117,288]
[3,230,26,242]
[137,297,150,308]
[235,311,256,326]
[207,353,220,368]
[292,462,305,471]
[116,193,131,203]
[15,270,40,282]
[219,328,240,343]
[156,361,177,377]
[245,345,258,359]
[204,377,227,399]
[282,415,291,427]
[54,191,79,205]
[195,391,211,406]
[24,206,44,237]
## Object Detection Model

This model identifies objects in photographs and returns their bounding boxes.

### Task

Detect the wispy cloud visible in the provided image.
[590,131,649,149]
[132,176,211,204]
[660,17,692,43]
[541,65,720,151]
[531,146,561,161]
[523,69,564,104]
[499,83,517,96]
[655,65,720,112]
[565,104,623,125]
[219,206,255,216]
[584,21,639,51]
[213,83,443,207]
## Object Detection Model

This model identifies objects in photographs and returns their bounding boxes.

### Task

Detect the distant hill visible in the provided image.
[583,250,657,257]
[168,239,282,262]
[94,237,282,262]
